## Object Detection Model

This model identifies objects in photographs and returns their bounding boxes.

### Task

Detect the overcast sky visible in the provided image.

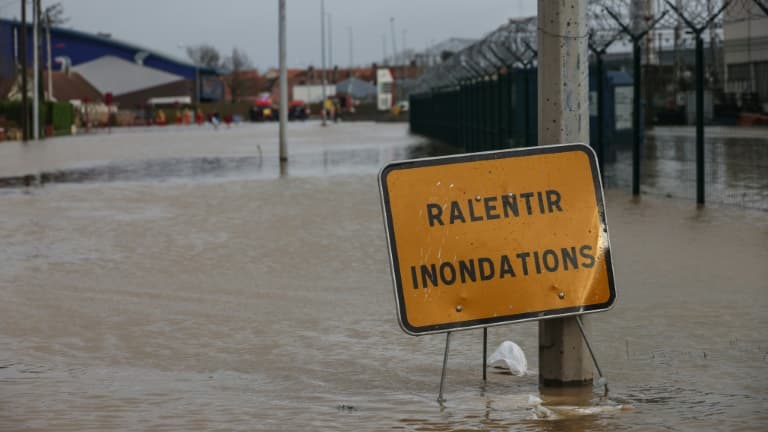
[2,0,538,70]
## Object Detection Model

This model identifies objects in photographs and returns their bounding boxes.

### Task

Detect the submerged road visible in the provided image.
[0,122,766,431]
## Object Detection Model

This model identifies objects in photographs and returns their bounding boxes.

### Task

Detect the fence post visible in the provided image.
[632,39,641,196]
[695,35,705,204]
[588,27,621,181]
[605,8,667,197]
[664,0,731,205]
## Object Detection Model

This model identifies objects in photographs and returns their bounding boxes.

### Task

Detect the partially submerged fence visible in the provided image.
[409,68,537,152]
[409,0,766,210]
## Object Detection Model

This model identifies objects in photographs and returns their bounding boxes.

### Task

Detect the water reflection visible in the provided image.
[391,385,624,432]
[606,131,767,209]
[0,140,461,189]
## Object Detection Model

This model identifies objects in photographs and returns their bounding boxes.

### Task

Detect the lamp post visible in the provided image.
[389,17,398,65]
[345,27,353,69]
[321,0,327,126]
[45,9,53,101]
[33,0,39,140]
[328,12,333,69]
[194,64,199,105]
[20,0,28,141]
[279,0,287,162]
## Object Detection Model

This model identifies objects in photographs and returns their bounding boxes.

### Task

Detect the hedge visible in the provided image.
[0,100,74,134]
[0,101,24,127]
[44,102,75,132]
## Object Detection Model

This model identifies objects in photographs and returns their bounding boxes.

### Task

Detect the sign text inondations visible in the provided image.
[379,144,616,335]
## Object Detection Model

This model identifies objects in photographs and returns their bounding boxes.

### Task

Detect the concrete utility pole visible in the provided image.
[382,34,388,64]
[20,0,28,142]
[45,10,53,101]
[402,28,407,64]
[328,12,333,70]
[320,0,327,126]
[347,26,353,68]
[278,0,287,162]
[537,0,593,387]
[389,17,398,65]
[32,0,39,140]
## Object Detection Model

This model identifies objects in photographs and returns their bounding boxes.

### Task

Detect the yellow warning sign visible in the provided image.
[379,144,616,335]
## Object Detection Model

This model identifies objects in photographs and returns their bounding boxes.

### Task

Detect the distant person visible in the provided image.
[324,97,335,122]
[334,99,342,122]
[211,111,221,130]
[156,109,166,126]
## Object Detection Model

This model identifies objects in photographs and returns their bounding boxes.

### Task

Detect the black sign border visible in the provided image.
[379,143,617,335]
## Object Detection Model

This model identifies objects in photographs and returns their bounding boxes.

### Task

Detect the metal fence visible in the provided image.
[606,128,768,210]
[409,0,767,210]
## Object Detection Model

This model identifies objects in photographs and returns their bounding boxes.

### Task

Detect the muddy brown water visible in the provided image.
[0,123,766,431]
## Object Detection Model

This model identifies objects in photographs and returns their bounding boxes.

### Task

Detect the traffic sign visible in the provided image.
[379,144,616,335]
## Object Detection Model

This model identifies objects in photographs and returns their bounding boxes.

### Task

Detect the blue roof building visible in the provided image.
[0,18,224,103]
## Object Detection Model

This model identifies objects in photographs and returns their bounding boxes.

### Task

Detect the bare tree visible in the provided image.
[186,44,222,69]
[222,47,253,102]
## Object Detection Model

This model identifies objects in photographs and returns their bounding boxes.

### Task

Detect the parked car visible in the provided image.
[288,100,309,120]
[250,97,278,121]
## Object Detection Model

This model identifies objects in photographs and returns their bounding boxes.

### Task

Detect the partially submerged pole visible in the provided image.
[46,10,53,102]
[320,0,327,126]
[605,7,668,197]
[32,0,39,140]
[631,38,641,195]
[664,0,732,205]
[537,0,593,387]
[20,0,28,142]
[694,34,704,204]
[278,0,288,162]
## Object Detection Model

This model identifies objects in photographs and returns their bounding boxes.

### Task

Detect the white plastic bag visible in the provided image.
[487,341,528,376]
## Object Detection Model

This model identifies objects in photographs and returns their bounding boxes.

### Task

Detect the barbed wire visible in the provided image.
[412,0,762,93]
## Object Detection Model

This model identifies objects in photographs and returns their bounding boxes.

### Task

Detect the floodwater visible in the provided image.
[607,126,768,210]
[0,122,766,431]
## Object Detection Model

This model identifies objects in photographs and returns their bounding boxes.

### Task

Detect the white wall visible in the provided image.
[292,84,336,103]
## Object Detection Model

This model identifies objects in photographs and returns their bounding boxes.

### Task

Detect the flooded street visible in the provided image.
[607,126,768,210]
[0,122,766,431]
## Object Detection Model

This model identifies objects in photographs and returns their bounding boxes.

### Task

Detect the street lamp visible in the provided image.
[279,0,287,162]
[320,0,327,126]
[347,26,353,68]
[389,17,397,65]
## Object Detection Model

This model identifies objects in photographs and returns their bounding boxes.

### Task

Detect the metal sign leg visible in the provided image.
[575,316,609,396]
[437,332,452,404]
[482,327,487,381]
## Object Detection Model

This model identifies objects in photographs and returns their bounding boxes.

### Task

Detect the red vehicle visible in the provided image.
[289,99,309,120]
[250,97,278,121]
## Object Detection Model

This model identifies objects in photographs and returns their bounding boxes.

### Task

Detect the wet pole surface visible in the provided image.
[536,0,593,386]
[0,122,767,431]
